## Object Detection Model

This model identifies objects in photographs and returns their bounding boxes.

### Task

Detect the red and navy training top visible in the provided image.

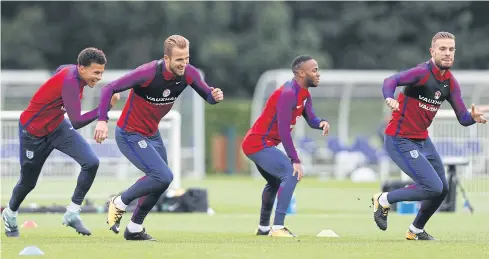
[98,60,217,136]
[383,59,475,139]
[242,79,324,163]
[19,65,99,137]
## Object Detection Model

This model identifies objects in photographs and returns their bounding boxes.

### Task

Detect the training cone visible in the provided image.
[19,246,44,256]
[316,229,339,237]
[22,220,38,229]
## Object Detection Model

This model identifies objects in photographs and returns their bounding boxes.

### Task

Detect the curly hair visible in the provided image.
[77,47,106,67]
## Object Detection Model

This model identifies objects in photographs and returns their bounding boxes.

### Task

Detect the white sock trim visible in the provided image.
[114,196,128,210]
[6,207,18,217]
[379,193,390,207]
[409,224,423,234]
[258,225,270,232]
[66,202,81,213]
[127,220,143,233]
[272,225,284,231]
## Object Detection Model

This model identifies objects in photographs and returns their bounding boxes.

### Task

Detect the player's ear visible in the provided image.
[77,65,85,75]
[163,55,170,62]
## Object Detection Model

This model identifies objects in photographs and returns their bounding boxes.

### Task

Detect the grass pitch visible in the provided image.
[1,176,488,259]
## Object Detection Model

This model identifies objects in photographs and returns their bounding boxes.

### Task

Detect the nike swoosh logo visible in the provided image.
[296,106,302,109]
[176,81,181,84]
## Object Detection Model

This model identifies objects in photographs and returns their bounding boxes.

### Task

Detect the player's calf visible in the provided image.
[372,192,390,231]
[2,207,19,237]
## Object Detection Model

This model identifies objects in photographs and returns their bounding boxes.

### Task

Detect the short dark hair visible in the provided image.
[77,47,106,67]
[292,55,313,73]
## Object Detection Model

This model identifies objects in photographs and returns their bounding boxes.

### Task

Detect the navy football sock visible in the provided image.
[9,167,41,211]
[121,176,170,205]
[259,183,280,226]
[412,191,447,229]
[131,192,164,224]
[9,183,35,211]
[71,159,99,205]
[273,176,298,226]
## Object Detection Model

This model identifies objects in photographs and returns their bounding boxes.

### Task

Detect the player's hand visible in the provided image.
[94,121,109,144]
[385,98,399,111]
[210,87,224,102]
[470,104,487,124]
[292,163,304,182]
[110,93,120,108]
[319,121,329,136]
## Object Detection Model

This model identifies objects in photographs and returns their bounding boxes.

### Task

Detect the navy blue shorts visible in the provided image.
[384,135,447,191]
[115,127,171,182]
[19,119,98,178]
[247,147,293,182]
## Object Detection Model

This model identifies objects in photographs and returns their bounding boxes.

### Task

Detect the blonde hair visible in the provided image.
[431,31,455,46]
[164,35,189,56]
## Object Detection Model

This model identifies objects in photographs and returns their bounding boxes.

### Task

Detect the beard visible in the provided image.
[170,64,185,76]
[435,59,452,70]
[306,77,318,88]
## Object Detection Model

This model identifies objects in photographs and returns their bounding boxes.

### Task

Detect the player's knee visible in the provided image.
[275,163,294,182]
[440,184,449,198]
[158,172,173,185]
[83,156,99,172]
[151,168,173,187]
[425,182,444,198]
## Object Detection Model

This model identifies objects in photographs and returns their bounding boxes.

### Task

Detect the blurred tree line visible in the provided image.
[2,1,489,98]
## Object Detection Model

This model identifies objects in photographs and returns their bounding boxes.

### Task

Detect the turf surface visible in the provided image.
[1,176,488,258]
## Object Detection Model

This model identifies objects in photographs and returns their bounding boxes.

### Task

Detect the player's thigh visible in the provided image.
[115,127,172,181]
[256,164,281,186]
[385,135,442,189]
[423,138,448,191]
[18,123,53,183]
[51,120,99,168]
[147,131,168,164]
[247,147,293,182]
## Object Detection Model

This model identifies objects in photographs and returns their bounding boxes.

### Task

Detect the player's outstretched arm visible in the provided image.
[382,65,426,99]
[277,89,301,164]
[97,61,157,122]
[302,95,326,130]
[94,61,156,144]
[186,65,222,104]
[61,78,99,129]
[447,77,483,126]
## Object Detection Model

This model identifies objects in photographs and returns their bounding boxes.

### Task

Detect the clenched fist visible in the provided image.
[385,97,399,111]
[211,87,224,102]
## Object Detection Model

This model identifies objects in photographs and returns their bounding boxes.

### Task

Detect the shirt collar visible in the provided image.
[428,59,451,81]
[74,65,82,80]
[161,60,176,80]
[292,78,309,92]
[73,65,86,87]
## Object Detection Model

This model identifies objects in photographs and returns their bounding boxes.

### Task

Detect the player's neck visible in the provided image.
[431,58,447,75]
[293,77,308,89]
[76,66,87,84]
[164,63,175,76]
